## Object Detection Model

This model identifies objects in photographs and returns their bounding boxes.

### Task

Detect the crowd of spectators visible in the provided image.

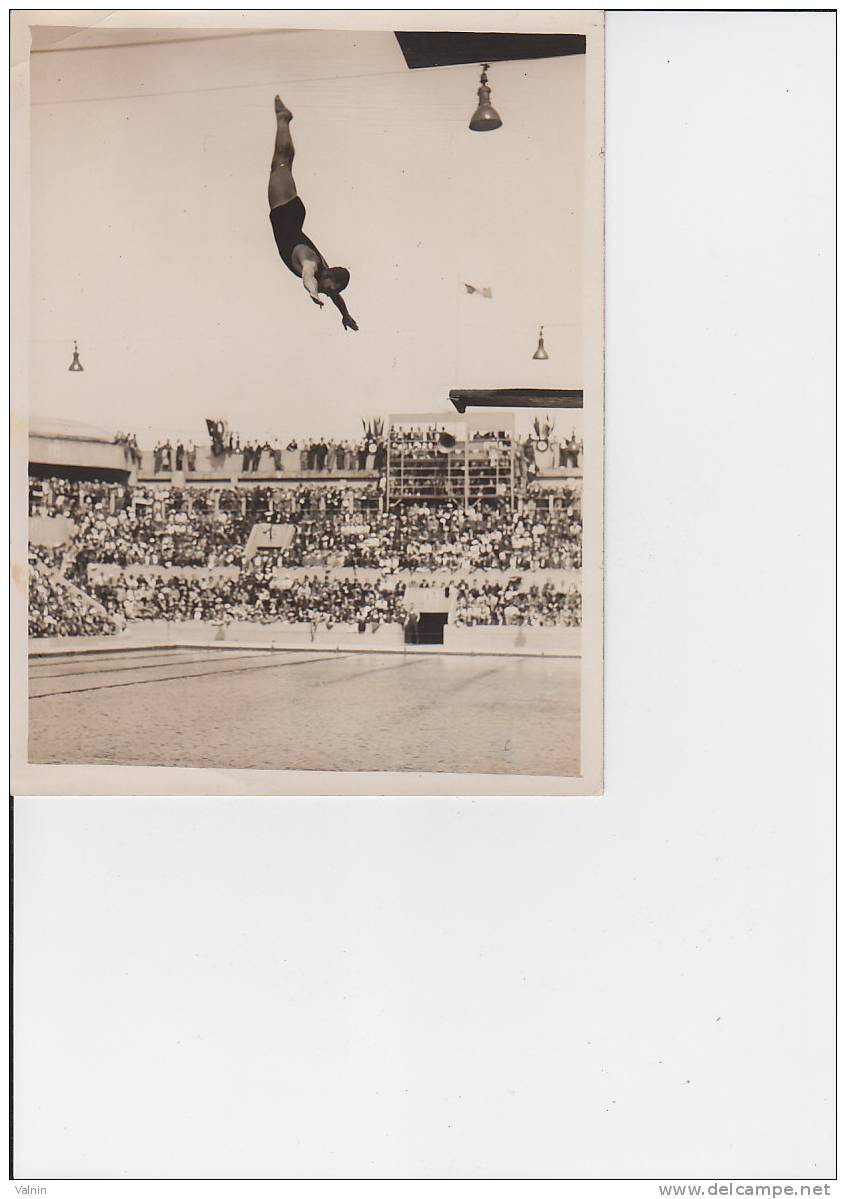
[93,566,405,632]
[290,437,387,472]
[30,478,580,574]
[28,475,582,635]
[203,421,387,474]
[268,494,582,572]
[453,579,581,628]
[89,567,580,631]
[388,424,582,467]
[152,439,198,473]
[134,423,582,478]
[28,546,119,638]
[54,485,245,573]
[385,425,583,500]
[29,476,119,519]
[29,479,382,573]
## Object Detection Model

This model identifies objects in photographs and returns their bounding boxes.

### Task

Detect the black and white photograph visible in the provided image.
[13,10,605,794]
[9,8,835,1189]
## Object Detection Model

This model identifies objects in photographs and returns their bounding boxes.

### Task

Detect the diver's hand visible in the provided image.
[311,295,324,307]
[342,314,359,332]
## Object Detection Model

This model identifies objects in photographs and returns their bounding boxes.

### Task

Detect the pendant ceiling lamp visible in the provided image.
[68,340,84,371]
[532,326,549,361]
[469,63,502,132]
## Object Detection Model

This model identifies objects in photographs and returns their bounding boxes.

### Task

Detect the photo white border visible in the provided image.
[11,8,605,797]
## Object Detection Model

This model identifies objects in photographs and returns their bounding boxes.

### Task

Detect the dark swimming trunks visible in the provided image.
[269,197,325,277]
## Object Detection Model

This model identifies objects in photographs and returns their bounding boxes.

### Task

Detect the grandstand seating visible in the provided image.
[28,449,583,637]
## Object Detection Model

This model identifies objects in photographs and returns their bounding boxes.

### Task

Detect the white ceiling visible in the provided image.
[29,26,299,54]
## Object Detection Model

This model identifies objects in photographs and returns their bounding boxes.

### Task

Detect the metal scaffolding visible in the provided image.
[386,411,516,510]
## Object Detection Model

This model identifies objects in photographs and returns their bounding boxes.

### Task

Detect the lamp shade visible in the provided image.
[469,65,502,132]
[532,327,549,361]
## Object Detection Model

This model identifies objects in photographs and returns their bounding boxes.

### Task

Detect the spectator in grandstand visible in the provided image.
[561,433,581,468]
[28,478,46,516]
[403,604,419,644]
[116,431,142,468]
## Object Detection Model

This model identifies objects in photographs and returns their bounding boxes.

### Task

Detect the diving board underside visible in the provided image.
[449,389,584,413]
[394,32,586,70]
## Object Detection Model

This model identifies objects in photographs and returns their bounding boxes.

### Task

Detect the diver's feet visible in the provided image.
[274,95,293,121]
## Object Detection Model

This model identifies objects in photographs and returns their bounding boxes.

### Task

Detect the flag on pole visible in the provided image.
[463,283,493,299]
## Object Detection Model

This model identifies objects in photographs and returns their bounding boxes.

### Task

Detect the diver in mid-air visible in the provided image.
[267,96,358,332]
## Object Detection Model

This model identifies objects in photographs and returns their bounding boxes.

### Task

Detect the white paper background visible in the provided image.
[12,11,835,1182]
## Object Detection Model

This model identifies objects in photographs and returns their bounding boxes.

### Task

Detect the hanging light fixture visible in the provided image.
[532,326,549,361]
[68,340,84,372]
[469,63,502,132]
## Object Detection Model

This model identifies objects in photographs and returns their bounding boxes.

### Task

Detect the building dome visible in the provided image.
[29,414,128,477]
[29,414,116,444]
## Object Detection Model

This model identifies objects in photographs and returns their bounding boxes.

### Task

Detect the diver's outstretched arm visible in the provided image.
[328,292,358,332]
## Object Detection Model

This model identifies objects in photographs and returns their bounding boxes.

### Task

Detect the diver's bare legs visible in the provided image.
[268,96,297,209]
